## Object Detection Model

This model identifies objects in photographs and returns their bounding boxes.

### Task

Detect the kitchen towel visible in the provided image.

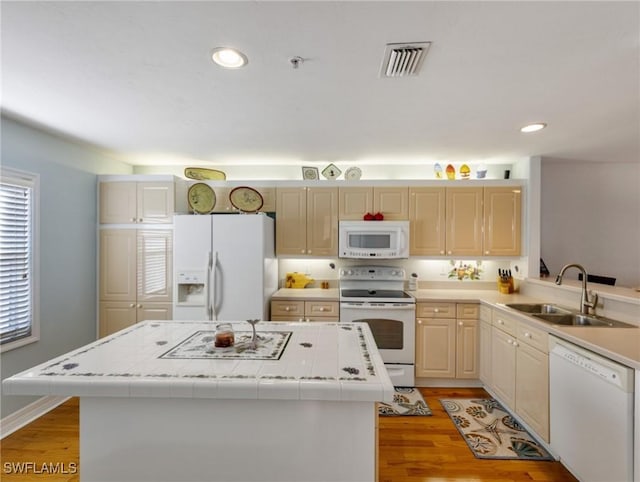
[440,398,554,460]
[378,387,432,416]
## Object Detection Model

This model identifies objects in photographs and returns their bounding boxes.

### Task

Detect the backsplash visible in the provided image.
[277,258,524,289]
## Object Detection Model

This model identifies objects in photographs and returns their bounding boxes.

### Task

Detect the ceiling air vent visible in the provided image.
[380,42,431,78]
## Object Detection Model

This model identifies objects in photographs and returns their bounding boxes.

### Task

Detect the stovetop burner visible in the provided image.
[341,289,412,299]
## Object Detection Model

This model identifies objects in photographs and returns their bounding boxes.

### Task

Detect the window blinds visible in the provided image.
[0,180,33,345]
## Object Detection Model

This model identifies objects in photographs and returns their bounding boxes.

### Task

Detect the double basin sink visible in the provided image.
[505,303,637,328]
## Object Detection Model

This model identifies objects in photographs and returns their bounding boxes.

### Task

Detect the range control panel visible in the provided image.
[339,266,405,281]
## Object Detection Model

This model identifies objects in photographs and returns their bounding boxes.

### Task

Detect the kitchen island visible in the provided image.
[3,321,393,482]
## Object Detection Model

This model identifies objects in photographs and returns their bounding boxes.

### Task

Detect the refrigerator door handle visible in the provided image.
[211,251,219,321]
[206,252,213,321]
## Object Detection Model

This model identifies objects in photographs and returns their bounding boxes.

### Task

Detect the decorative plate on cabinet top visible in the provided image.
[188,183,216,214]
[321,163,342,180]
[184,167,226,181]
[229,186,264,213]
[344,166,362,181]
[301,166,319,180]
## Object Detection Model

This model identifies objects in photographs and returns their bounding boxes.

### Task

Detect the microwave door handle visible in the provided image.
[400,228,407,251]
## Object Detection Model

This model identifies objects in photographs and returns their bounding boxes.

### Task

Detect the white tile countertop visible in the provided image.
[2,320,394,402]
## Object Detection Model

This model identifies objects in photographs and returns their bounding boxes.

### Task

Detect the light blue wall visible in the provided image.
[0,115,132,418]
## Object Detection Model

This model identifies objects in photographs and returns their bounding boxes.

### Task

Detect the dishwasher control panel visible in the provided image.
[550,339,633,391]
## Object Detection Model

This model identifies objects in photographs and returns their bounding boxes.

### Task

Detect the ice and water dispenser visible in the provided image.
[176,271,207,306]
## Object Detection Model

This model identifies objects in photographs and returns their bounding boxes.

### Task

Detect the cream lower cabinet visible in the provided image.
[270,300,339,322]
[99,229,173,337]
[415,302,479,379]
[275,187,338,256]
[490,307,550,442]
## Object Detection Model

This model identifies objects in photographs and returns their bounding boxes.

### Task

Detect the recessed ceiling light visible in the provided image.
[520,123,547,133]
[211,47,248,69]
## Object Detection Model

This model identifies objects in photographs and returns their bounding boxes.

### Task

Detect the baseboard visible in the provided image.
[0,396,69,439]
[415,378,483,388]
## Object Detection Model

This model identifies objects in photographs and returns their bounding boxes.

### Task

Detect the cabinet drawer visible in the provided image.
[305,301,339,318]
[416,302,456,318]
[456,303,479,319]
[480,304,492,322]
[517,321,549,354]
[270,300,304,318]
[492,308,518,336]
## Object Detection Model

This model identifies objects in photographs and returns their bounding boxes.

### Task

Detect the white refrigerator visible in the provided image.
[173,214,277,321]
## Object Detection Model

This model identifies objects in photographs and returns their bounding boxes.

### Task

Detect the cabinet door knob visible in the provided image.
[498,319,504,325]
[129,303,135,308]
[447,251,452,255]
[513,341,519,347]
[138,218,143,223]
[417,319,422,325]
[285,306,290,312]
[301,250,306,254]
[485,250,490,255]
[137,304,142,308]
[458,321,463,326]
[507,339,513,345]
[524,332,532,338]
[319,307,325,312]
[131,218,136,222]
[440,250,445,255]
[308,250,312,254]
[434,308,439,313]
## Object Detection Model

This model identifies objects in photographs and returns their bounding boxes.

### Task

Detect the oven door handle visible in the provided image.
[340,303,415,310]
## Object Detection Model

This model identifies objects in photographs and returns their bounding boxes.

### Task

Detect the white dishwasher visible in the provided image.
[549,336,635,482]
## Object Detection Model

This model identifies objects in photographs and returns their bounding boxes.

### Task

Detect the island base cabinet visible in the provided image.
[80,396,377,482]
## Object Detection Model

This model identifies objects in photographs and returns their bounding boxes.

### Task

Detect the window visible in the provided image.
[0,167,39,352]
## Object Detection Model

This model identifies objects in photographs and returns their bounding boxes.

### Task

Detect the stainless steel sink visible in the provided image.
[532,313,636,328]
[505,303,637,328]
[505,303,571,315]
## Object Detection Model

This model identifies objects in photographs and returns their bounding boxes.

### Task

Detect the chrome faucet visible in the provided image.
[555,263,598,315]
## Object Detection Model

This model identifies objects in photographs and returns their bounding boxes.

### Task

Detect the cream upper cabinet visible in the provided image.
[445,187,483,256]
[276,187,338,256]
[338,187,372,220]
[409,187,446,256]
[338,187,408,220]
[100,181,174,224]
[483,187,522,256]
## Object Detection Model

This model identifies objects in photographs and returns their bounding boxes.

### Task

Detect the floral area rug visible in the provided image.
[440,398,554,460]
[378,387,432,416]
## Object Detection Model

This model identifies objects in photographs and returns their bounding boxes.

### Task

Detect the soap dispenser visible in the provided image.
[408,273,418,291]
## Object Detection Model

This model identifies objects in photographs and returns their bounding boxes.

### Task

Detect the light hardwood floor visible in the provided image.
[1,388,577,481]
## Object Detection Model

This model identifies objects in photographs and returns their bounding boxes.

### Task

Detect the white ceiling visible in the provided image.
[1,1,639,167]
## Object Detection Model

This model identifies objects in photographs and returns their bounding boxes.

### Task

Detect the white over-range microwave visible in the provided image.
[338,220,410,259]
